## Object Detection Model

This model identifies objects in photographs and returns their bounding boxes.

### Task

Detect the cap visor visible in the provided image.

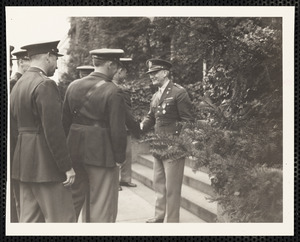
[146,69,163,74]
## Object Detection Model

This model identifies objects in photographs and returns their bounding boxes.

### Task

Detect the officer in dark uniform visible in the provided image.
[52,65,95,222]
[9,49,30,222]
[10,49,30,92]
[76,65,94,78]
[9,46,22,223]
[141,59,194,223]
[10,40,76,222]
[62,49,127,222]
[112,58,140,191]
[9,45,14,78]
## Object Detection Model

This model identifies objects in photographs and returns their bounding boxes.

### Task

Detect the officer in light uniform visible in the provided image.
[76,65,94,78]
[141,58,194,223]
[112,58,140,191]
[10,40,76,222]
[10,49,30,92]
[63,49,127,222]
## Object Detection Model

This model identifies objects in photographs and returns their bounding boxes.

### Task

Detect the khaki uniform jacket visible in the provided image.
[142,81,194,134]
[62,72,127,167]
[10,67,72,182]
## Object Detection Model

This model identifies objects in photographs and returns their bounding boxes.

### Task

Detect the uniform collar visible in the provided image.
[112,79,122,88]
[90,72,112,81]
[27,67,47,76]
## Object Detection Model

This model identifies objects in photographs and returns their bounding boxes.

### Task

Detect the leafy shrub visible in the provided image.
[143,120,283,222]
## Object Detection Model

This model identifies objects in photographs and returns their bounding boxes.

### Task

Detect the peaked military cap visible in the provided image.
[76,65,95,71]
[119,57,132,69]
[10,45,15,60]
[11,49,30,60]
[146,58,172,74]
[21,40,63,57]
[90,49,124,62]
[10,45,15,54]
[120,57,132,62]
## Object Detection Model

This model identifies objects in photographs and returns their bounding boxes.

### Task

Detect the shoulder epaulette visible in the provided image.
[37,71,50,80]
[174,83,183,89]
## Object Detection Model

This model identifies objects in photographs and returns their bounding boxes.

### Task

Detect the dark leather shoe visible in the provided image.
[119,181,137,187]
[146,218,164,223]
[119,186,122,191]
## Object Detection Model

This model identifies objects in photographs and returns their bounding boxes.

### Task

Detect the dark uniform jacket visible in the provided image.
[142,81,194,134]
[10,72,22,92]
[10,67,72,183]
[62,72,127,167]
[114,84,140,139]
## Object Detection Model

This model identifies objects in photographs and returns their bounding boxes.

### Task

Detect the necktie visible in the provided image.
[153,88,163,107]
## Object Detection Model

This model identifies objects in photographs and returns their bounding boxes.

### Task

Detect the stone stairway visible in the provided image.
[132,154,218,222]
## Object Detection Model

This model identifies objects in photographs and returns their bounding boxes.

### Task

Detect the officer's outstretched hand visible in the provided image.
[63,168,76,187]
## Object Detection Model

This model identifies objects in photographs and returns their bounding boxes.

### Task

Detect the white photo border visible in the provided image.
[5,6,295,236]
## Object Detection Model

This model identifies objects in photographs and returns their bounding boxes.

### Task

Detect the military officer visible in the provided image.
[112,58,140,191]
[10,49,30,92]
[62,49,127,222]
[9,45,14,78]
[65,64,95,221]
[141,58,194,223]
[9,49,30,223]
[10,40,76,223]
[9,45,20,223]
[76,65,94,78]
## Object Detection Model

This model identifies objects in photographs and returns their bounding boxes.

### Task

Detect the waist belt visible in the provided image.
[18,127,40,133]
[73,119,108,128]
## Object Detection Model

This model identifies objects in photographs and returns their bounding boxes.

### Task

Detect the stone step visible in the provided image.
[137,154,215,197]
[138,154,209,173]
[132,163,217,223]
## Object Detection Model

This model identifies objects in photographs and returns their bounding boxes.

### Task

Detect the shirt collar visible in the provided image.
[159,79,170,93]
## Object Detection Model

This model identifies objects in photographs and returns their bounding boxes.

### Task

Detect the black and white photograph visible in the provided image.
[5,6,294,236]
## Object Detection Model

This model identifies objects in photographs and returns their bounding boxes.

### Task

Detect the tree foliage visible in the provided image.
[63,17,282,128]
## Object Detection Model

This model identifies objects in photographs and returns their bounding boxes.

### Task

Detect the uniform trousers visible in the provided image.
[19,181,76,223]
[71,163,89,221]
[120,135,132,183]
[11,180,20,222]
[84,165,119,222]
[153,157,185,223]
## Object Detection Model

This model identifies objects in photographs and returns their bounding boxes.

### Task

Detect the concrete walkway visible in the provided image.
[116,179,205,223]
